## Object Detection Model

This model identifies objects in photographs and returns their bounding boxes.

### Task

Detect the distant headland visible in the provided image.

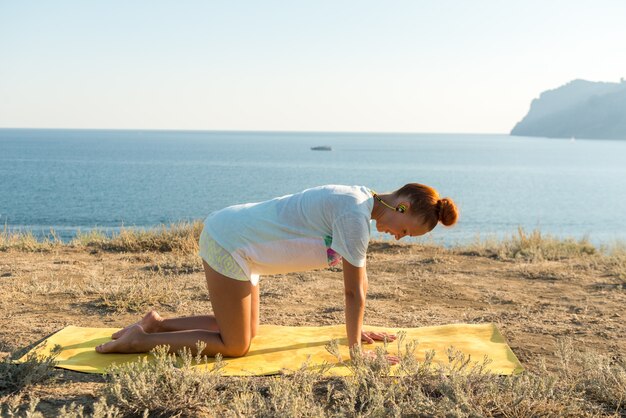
[511,78,626,140]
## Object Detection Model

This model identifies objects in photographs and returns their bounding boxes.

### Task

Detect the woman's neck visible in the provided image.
[370,192,394,221]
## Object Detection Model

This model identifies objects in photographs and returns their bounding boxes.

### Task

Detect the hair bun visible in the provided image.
[437,198,458,226]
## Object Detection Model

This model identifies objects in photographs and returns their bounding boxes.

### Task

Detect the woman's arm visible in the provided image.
[342,258,399,364]
[342,258,367,355]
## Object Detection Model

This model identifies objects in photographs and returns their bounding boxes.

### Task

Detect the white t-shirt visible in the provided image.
[203,185,373,284]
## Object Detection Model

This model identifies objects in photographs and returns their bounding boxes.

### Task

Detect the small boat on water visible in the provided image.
[310,145,332,151]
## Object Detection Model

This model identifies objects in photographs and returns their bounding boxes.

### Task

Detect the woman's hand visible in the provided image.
[361,330,397,344]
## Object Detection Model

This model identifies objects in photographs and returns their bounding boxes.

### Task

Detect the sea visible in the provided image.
[1,128,626,246]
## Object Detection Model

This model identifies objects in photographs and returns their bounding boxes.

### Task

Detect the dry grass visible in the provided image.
[91,271,192,314]
[601,253,626,284]
[72,221,203,255]
[103,342,225,416]
[0,227,63,252]
[0,346,60,417]
[12,338,612,417]
[1,396,121,418]
[1,224,625,416]
[0,345,59,396]
[459,227,598,262]
[2,221,203,255]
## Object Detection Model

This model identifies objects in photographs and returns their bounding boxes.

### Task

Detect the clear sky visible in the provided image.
[1,1,624,133]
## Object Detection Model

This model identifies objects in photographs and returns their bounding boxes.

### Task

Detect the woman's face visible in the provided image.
[375,210,431,240]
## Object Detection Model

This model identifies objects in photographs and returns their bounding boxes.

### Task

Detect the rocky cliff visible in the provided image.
[511,79,626,139]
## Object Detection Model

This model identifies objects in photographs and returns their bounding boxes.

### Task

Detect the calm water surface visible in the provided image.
[1,129,625,245]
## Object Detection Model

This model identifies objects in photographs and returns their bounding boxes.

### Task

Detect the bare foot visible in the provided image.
[112,310,163,339]
[96,324,148,354]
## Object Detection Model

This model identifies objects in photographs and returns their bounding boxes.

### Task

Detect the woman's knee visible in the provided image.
[220,338,252,357]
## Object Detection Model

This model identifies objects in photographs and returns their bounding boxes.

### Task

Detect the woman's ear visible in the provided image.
[397,201,410,213]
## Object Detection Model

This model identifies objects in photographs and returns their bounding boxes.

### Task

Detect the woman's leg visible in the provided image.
[112,311,219,339]
[96,261,256,357]
[113,267,260,339]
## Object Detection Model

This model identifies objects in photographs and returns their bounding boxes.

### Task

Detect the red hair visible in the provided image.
[394,183,458,230]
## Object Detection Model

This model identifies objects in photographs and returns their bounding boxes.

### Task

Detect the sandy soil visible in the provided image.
[1,241,625,413]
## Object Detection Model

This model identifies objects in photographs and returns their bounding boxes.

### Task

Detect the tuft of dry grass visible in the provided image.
[92,272,191,314]
[557,339,626,413]
[1,394,44,418]
[601,253,626,283]
[2,221,203,255]
[104,342,225,417]
[68,229,109,248]
[1,395,122,418]
[0,227,63,252]
[0,345,59,397]
[80,221,203,255]
[144,254,203,276]
[57,397,122,418]
[460,227,598,262]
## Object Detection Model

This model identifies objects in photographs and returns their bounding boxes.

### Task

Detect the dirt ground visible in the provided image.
[1,241,625,413]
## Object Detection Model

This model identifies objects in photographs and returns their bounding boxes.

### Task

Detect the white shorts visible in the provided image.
[198,227,249,282]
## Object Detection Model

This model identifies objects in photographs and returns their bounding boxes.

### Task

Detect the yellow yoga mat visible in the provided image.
[17,324,523,376]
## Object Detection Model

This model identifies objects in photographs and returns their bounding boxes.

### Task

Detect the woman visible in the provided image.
[96,184,458,363]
